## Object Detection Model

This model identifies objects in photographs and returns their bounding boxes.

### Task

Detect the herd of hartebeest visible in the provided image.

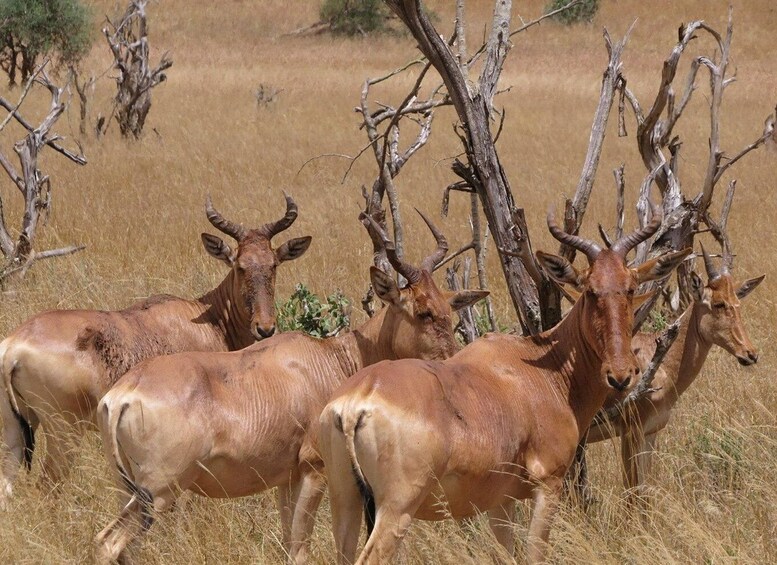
[0,191,763,563]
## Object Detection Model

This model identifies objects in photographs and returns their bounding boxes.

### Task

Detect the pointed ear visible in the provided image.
[201,233,235,267]
[689,271,705,302]
[370,266,401,306]
[536,251,585,290]
[634,248,692,284]
[632,289,658,310]
[448,290,489,312]
[736,274,765,300]
[276,236,312,263]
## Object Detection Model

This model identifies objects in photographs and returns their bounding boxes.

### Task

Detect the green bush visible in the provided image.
[546,0,598,25]
[277,284,351,338]
[644,308,668,333]
[0,0,94,85]
[320,0,389,35]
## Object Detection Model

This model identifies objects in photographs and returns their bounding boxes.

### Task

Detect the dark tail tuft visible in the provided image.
[114,404,154,531]
[12,410,35,470]
[117,465,155,531]
[352,465,376,538]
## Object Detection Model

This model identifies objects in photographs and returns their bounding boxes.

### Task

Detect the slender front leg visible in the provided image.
[621,421,649,508]
[289,471,327,564]
[488,500,518,556]
[277,481,296,555]
[37,412,79,493]
[527,478,561,564]
[566,436,595,510]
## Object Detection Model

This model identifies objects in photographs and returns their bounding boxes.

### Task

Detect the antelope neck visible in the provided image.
[539,294,614,438]
[655,303,712,398]
[329,306,397,376]
[198,269,253,350]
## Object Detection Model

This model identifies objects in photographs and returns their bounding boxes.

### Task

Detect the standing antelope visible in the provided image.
[94,212,487,564]
[574,245,763,501]
[319,208,691,564]
[0,193,311,500]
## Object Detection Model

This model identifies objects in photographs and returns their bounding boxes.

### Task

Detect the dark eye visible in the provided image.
[713,303,726,309]
[627,288,635,296]
[418,311,433,321]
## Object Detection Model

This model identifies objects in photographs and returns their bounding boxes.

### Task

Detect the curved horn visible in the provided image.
[597,224,613,249]
[700,242,721,280]
[547,207,602,261]
[361,213,422,284]
[260,191,298,238]
[416,209,448,272]
[205,194,246,241]
[611,200,662,257]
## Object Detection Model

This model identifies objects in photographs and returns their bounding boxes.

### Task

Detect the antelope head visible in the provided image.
[201,193,312,340]
[690,244,764,366]
[536,204,691,392]
[363,210,488,360]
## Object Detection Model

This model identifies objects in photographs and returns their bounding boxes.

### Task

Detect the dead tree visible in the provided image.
[614,8,775,326]
[446,258,479,343]
[356,58,448,266]
[69,65,97,137]
[101,0,172,138]
[385,0,603,334]
[0,72,86,283]
[347,50,453,314]
[568,9,775,505]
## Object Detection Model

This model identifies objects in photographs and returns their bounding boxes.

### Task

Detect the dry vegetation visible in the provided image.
[1,0,776,562]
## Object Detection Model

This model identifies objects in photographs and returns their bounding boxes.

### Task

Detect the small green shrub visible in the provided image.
[320,0,389,35]
[277,284,351,338]
[546,0,598,25]
[644,309,668,332]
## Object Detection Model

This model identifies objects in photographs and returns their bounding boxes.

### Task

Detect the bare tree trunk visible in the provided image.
[386,0,549,334]
[0,72,86,283]
[103,0,172,139]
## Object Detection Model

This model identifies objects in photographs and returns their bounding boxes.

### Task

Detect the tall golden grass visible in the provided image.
[0,0,775,562]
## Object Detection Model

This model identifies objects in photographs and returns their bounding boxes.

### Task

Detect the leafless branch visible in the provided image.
[560,24,634,262]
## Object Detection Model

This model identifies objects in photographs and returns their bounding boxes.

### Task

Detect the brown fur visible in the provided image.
[318,247,690,564]
[75,323,175,385]
[577,270,764,502]
[93,267,487,565]
[0,201,311,500]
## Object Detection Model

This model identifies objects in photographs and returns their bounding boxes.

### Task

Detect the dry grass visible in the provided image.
[1,0,776,562]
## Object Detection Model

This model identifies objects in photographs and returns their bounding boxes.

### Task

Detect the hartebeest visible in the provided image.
[319,208,691,564]
[0,193,311,499]
[576,245,763,500]
[94,212,487,564]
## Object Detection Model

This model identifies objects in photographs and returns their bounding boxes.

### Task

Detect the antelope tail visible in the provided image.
[101,400,155,530]
[0,341,35,470]
[337,409,376,537]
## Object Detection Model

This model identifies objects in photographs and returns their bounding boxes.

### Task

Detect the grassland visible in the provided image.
[0,0,775,562]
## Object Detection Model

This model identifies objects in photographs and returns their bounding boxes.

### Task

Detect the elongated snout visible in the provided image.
[736,349,759,366]
[253,323,276,340]
[603,362,640,392]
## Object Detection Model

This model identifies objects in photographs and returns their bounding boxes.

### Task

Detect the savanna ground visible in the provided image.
[1,0,776,562]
